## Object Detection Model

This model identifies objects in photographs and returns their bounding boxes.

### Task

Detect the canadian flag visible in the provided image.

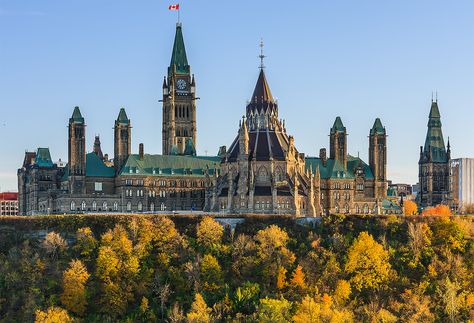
[168,4,179,10]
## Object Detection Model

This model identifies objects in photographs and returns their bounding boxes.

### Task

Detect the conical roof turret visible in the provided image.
[331,117,346,133]
[70,106,84,124]
[370,118,386,135]
[116,108,130,125]
[251,69,274,103]
[168,23,189,76]
[423,100,447,163]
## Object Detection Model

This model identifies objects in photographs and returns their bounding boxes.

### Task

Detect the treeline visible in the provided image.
[0,214,473,322]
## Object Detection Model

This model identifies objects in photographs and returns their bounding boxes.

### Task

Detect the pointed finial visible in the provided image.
[436,91,438,102]
[259,38,265,69]
[431,91,434,102]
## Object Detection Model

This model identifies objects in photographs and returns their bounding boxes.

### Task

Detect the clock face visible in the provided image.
[176,79,187,90]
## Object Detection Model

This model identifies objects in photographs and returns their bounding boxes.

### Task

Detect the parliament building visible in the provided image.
[18,23,394,216]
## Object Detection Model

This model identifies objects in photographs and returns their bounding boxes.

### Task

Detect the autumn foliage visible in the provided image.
[422,204,452,216]
[404,200,418,215]
[1,214,474,321]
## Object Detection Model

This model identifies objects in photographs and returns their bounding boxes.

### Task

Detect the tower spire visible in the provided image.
[259,38,265,69]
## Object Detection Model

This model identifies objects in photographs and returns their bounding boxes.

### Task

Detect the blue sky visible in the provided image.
[0,0,473,191]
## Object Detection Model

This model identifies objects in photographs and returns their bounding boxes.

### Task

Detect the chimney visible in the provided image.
[320,148,327,166]
[139,143,144,160]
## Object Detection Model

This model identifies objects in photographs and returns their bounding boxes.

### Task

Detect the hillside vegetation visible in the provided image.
[0,213,473,322]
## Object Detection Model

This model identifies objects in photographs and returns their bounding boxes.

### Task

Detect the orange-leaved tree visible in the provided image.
[290,265,306,290]
[422,204,451,216]
[404,200,418,215]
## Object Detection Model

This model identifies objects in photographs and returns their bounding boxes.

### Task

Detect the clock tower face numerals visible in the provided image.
[176,79,187,91]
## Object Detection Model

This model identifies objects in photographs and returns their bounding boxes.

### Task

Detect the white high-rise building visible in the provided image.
[450,158,474,211]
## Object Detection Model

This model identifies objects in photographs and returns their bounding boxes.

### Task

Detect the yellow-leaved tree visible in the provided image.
[344,232,392,293]
[255,225,295,290]
[186,293,212,323]
[60,259,90,316]
[257,297,292,322]
[95,225,139,317]
[35,306,73,323]
[197,216,223,251]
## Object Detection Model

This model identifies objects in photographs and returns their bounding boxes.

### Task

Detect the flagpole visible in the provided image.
[178,7,180,24]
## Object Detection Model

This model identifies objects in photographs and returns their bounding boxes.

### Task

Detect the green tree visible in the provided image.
[200,254,223,302]
[60,259,89,316]
[73,227,98,263]
[344,232,392,293]
[233,281,260,315]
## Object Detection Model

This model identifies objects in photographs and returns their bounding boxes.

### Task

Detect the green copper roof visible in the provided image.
[428,101,441,118]
[423,101,448,163]
[331,117,346,133]
[35,148,54,168]
[120,154,220,177]
[184,138,197,156]
[382,198,401,210]
[168,24,190,76]
[305,155,374,180]
[86,153,115,177]
[62,153,115,179]
[370,118,386,135]
[70,106,84,124]
[116,108,130,125]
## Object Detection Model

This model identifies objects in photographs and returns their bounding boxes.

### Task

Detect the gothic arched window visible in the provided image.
[70,201,76,211]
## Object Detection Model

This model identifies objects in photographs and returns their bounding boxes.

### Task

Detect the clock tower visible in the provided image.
[162,23,197,155]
